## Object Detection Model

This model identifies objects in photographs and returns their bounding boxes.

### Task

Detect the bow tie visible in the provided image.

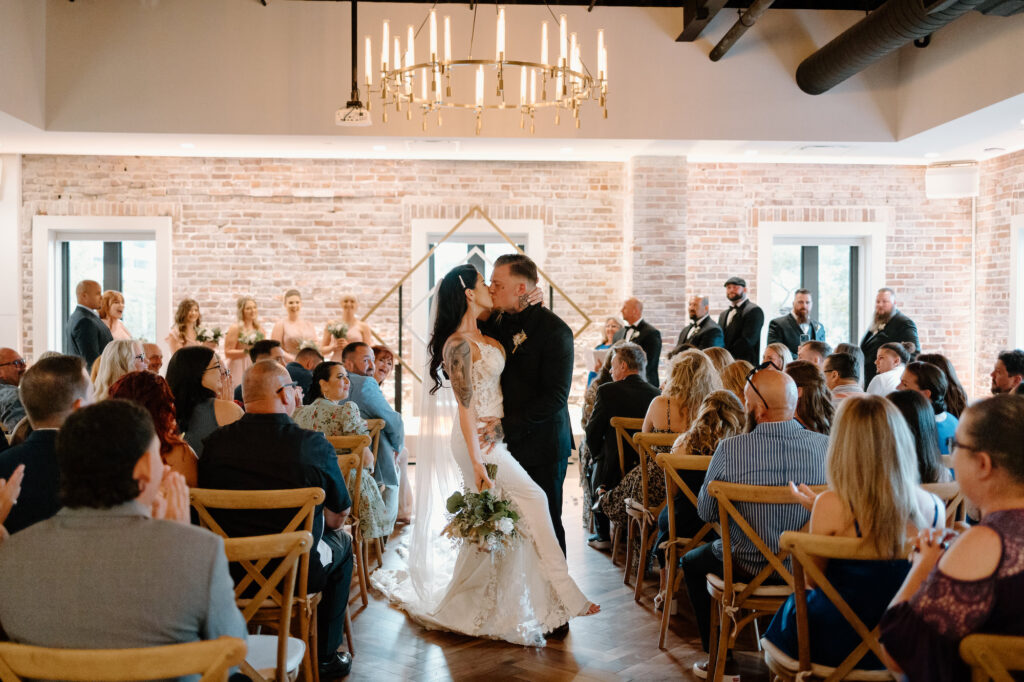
[730,304,741,310]
[625,325,637,330]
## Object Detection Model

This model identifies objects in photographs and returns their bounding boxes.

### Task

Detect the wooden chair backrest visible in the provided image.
[224,531,312,682]
[326,435,372,457]
[336,454,363,528]
[0,637,246,682]
[655,451,717,547]
[781,530,911,680]
[610,416,644,478]
[190,487,325,602]
[632,432,681,513]
[922,481,966,527]
[960,633,1024,682]
[364,419,385,463]
[707,481,827,604]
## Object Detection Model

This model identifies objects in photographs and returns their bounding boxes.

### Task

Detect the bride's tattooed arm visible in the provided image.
[444,338,474,408]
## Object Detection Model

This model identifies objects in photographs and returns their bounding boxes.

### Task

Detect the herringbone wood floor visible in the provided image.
[347,463,771,681]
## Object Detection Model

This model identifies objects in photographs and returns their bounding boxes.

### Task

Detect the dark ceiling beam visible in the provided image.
[677,0,728,41]
[296,0,888,8]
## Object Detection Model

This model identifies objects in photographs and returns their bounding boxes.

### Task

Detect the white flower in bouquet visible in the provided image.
[326,322,350,340]
[441,464,521,554]
[496,517,515,535]
[298,339,320,352]
[238,329,265,348]
[196,326,223,343]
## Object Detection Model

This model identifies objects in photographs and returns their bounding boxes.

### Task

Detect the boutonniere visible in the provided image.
[512,330,527,354]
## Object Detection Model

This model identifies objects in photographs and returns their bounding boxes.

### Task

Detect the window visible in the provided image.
[770,241,860,346]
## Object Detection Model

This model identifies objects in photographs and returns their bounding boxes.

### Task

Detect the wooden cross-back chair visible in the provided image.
[327,434,375,614]
[626,431,679,599]
[224,531,312,682]
[654,450,717,649]
[705,481,827,682]
[960,634,1024,682]
[190,487,325,682]
[364,419,384,464]
[0,637,246,682]
[761,531,909,681]
[608,416,645,564]
[922,481,966,527]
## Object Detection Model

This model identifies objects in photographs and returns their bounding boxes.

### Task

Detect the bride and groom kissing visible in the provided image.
[374,253,599,646]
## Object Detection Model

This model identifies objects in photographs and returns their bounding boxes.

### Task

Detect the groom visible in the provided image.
[480,254,574,555]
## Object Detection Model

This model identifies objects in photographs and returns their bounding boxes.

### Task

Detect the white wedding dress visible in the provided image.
[372,337,591,646]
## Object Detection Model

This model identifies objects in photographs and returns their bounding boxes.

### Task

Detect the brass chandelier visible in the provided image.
[363,6,608,134]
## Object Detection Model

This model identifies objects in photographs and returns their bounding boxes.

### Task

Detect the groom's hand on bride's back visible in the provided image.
[477,417,504,454]
[526,287,544,308]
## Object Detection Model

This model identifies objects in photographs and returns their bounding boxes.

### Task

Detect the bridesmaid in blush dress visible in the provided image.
[271,289,318,362]
[223,296,264,390]
[165,299,217,353]
[322,293,374,361]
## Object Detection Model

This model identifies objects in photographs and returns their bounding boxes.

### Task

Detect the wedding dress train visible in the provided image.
[372,338,590,646]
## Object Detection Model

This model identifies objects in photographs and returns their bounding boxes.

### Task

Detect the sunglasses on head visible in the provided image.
[745,360,774,409]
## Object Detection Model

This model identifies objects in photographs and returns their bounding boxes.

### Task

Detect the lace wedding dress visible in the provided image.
[372,337,591,646]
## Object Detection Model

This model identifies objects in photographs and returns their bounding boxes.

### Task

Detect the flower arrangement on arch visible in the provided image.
[442,464,521,553]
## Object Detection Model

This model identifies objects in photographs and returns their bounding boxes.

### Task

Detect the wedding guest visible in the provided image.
[0,400,246,655]
[653,389,744,610]
[292,362,392,540]
[797,340,831,370]
[370,344,411,520]
[166,347,242,459]
[271,289,318,362]
[824,352,863,406]
[224,296,264,391]
[287,347,324,396]
[66,280,113,366]
[92,339,147,401]
[232,339,286,402]
[765,395,943,670]
[620,298,662,386]
[766,289,825,359]
[589,317,622,386]
[371,345,395,387]
[720,360,753,401]
[109,371,198,486]
[717,276,764,365]
[580,345,617,528]
[860,288,920,386]
[886,390,951,484]
[165,298,215,353]
[785,360,835,435]
[669,296,724,358]
[879,394,1024,681]
[916,353,968,418]
[600,350,721,552]
[0,349,27,433]
[834,343,866,389]
[0,355,93,534]
[763,342,791,371]
[98,290,133,340]
[867,342,910,396]
[899,361,958,454]
[990,349,1024,395]
[142,343,164,373]
[321,294,374,362]
[703,347,735,376]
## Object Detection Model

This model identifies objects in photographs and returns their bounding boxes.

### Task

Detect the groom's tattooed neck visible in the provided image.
[444,338,474,408]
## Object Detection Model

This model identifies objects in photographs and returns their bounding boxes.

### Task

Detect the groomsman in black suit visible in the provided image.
[717,276,764,365]
[766,289,826,359]
[668,296,724,359]
[859,287,920,386]
[65,280,113,367]
[618,298,662,386]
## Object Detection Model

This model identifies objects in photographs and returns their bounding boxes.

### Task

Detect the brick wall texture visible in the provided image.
[18,151,1024,404]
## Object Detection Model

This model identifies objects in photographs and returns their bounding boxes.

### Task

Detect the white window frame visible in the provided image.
[32,216,172,356]
[1012,215,1024,349]
[757,221,887,349]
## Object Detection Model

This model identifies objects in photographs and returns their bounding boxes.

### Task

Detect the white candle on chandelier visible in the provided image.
[559,14,567,66]
[597,29,605,80]
[429,10,438,60]
[365,36,372,86]
[541,21,548,65]
[444,16,452,64]
[569,32,577,73]
[530,68,536,104]
[519,67,527,106]
[382,21,389,70]
[394,38,402,92]
[475,65,484,107]
[421,65,427,99]
[601,45,608,84]
[496,6,506,61]
[573,42,582,87]
[406,25,415,69]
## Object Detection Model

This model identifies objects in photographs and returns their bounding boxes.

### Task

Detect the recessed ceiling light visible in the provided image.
[924,152,940,158]
[744,149,759,156]
[559,147,574,154]
[180,143,195,150]
[984,147,1006,155]
[372,145,387,152]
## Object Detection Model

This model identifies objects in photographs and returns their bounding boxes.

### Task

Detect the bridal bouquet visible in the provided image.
[238,329,265,348]
[442,464,520,553]
[326,322,350,340]
[196,326,223,343]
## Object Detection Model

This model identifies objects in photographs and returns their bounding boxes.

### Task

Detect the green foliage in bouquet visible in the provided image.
[442,463,521,553]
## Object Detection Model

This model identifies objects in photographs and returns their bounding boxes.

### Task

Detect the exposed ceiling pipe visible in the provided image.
[796,0,986,95]
[709,0,777,61]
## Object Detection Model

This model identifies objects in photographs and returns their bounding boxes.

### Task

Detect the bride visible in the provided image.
[372,264,599,646]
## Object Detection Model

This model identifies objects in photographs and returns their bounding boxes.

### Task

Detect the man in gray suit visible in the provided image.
[0,400,246,653]
[66,280,113,366]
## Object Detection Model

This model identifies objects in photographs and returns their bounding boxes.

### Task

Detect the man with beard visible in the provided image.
[990,349,1024,394]
[859,288,920,386]
[668,296,724,358]
[681,366,828,678]
[717,277,764,365]
[766,289,825,359]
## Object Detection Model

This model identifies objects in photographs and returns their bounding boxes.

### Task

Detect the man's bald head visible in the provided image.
[745,367,798,424]
[0,348,26,386]
[621,298,644,325]
[75,280,102,309]
[242,360,293,412]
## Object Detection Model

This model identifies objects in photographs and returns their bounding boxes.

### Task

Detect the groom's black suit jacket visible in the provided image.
[481,304,574,467]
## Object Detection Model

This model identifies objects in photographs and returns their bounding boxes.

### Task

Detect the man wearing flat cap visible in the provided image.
[717,276,764,365]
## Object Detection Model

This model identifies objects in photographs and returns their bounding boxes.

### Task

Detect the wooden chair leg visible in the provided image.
[344,607,354,655]
[633,521,651,601]
[298,604,315,682]
[623,521,635,584]
[707,596,723,681]
[310,615,320,682]
[610,523,622,565]
[711,595,729,682]
[352,534,369,607]
[658,546,675,649]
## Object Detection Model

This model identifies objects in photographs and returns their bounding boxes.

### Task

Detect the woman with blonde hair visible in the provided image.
[719,360,753,401]
[764,342,791,371]
[785,360,835,434]
[763,395,943,670]
[271,289,318,362]
[321,293,375,362]
[703,346,734,375]
[98,290,132,340]
[223,296,264,390]
[653,389,745,610]
[588,317,622,387]
[93,339,147,401]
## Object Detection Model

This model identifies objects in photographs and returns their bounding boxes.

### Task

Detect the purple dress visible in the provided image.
[879,508,1024,682]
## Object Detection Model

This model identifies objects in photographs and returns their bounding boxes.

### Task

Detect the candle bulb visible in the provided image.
[601,45,608,83]
[444,16,451,64]
[496,6,506,61]
[597,29,605,79]
[476,65,484,107]
[429,10,437,60]
[569,32,577,72]
[530,68,536,104]
[382,21,389,70]
[541,21,548,65]
[406,25,415,69]
[559,14,567,66]
[394,37,402,93]
[520,67,527,106]
[421,65,427,100]
[365,36,372,86]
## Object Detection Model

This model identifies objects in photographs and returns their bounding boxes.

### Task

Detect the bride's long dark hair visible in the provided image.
[428,264,480,394]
